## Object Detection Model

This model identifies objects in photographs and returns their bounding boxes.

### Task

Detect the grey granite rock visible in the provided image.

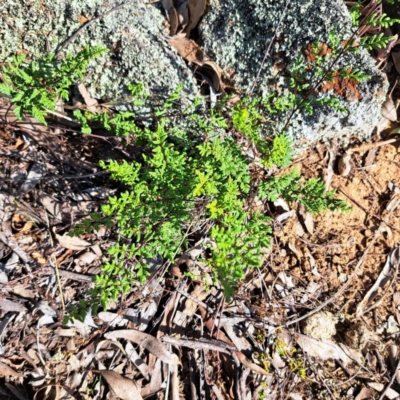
[199,0,388,148]
[0,0,198,105]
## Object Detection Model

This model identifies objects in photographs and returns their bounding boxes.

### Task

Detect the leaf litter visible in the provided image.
[1,4,400,400]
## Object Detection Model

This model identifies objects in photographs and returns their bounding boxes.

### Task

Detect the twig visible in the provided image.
[346,137,400,154]
[162,336,238,355]
[378,359,400,400]
[54,1,134,58]
[49,257,65,310]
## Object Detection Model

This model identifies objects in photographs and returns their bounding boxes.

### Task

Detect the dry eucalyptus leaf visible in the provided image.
[104,330,180,365]
[168,36,203,64]
[184,0,206,36]
[296,334,362,366]
[126,342,150,380]
[0,298,27,313]
[94,370,143,400]
[56,233,90,251]
[338,152,352,176]
[0,361,23,378]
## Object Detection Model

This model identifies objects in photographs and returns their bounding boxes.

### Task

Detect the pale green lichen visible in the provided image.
[0,0,198,105]
[199,0,388,146]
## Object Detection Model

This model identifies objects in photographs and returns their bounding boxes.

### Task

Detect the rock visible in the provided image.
[199,0,388,149]
[302,311,337,341]
[0,0,198,105]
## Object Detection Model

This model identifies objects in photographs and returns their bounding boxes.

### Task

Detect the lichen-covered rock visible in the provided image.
[0,0,198,105]
[199,0,388,148]
[302,311,337,341]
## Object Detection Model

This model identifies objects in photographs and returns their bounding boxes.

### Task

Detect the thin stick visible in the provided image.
[346,137,400,154]
[378,359,400,400]
[45,210,65,310]
[162,336,238,354]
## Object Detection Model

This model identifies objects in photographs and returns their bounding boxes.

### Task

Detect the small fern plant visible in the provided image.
[0,45,108,124]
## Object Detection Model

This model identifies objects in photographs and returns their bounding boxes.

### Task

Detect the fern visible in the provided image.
[0,45,108,124]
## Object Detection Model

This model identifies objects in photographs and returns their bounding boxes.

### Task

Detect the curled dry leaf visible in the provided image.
[337,152,352,177]
[104,330,180,365]
[202,61,223,92]
[392,50,400,76]
[168,36,203,64]
[323,146,335,190]
[93,370,143,400]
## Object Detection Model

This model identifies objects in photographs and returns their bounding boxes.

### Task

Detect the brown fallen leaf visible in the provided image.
[298,203,314,235]
[0,361,23,378]
[104,330,180,365]
[94,370,143,400]
[392,50,400,75]
[184,0,206,36]
[161,0,179,36]
[168,36,203,64]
